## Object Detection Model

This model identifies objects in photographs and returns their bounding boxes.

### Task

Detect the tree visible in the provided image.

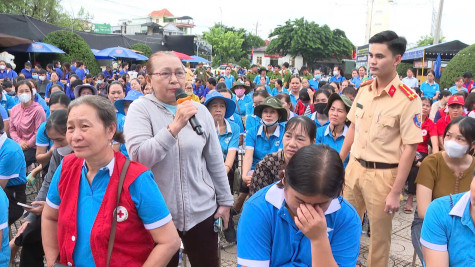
[56,7,94,32]
[237,58,251,69]
[415,35,446,48]
[440,44,475,89]
[130,43,153,58]
[42,30,100,75]
[203,27,244,67]
[265,18,354,65]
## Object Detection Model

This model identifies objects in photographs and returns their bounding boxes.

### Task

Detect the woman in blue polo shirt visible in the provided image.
[316,93,352,167]
[245,89,269,131]
[420,70,440,102]
[0,185,9,267]
[44,71,65,102]
[420,175,475,266]
[42,96,180,267]
[237,145,361,266]
[308,89,330,131]
[329,66,346,84]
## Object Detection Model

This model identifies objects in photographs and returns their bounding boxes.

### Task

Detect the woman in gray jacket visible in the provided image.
[124,51,234,267]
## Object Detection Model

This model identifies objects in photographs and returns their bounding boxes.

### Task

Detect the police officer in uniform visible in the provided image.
[340,31,422,267]
[194,62,208,83]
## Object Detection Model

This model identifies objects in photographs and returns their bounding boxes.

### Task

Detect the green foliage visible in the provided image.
[42,30,100,75]
[130,43,152,58]
[266,18,354,65]
[211,57,222,69]
[414,35,446,48]
[397,63,413,78]
[237,58,251,69]
[0,0,92,31]
[203,27,244,64]
[440,44,475,89]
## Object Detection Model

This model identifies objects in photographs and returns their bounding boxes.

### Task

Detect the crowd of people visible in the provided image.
[0,30,474,267]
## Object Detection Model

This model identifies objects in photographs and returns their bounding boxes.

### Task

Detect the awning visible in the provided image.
[0,33,32,48]
[402,40,468,61]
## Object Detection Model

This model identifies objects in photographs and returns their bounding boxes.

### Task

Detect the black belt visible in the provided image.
[357,159,398,169]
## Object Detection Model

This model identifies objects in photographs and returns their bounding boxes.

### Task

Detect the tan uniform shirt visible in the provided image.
[347,74,422,163]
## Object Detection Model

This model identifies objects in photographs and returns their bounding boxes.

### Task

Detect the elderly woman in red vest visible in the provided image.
[42,96,180,267]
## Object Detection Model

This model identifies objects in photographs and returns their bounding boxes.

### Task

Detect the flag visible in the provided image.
[434,53,442,79]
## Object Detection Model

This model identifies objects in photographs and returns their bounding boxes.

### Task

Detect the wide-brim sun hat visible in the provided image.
[254,96,288,123]
[74,84,97,98]
[204,90,236,119]
[324,93,353,115]
[231,80,251,95]
[114,90,144,115]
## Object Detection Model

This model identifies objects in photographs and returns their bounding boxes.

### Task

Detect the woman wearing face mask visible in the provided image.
[10,81,46,167]
[44,72,64,103]
[245,89,269,131]
[288,76,301,108]
[250,116,316,196]
[410,116,475,265]
[308,89,330,131]
[420,70,440,102]
[316,93,353,167]
[231,81,251,117]
[10,109,71,266]
[94,73,109,98]
[329,66,346,84]
[237,145,361,267]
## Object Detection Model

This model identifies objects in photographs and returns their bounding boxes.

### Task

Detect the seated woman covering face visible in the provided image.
[420,174,475,267]
[237,145,361,267]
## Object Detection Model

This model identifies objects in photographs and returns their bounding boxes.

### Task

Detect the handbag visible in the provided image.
[54,159,130,267]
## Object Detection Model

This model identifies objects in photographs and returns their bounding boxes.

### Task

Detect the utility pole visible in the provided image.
[433,0,444,44]
[255,20,258,36]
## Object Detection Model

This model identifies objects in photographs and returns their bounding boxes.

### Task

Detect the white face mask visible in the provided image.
[0,65,5,70]
[262,119,278,127]
[96,80,104,84]
[19,93,31,104]
[56,145,73,156]
[39,76,46,81]
[333,71,339,76]
[444,140,469,158]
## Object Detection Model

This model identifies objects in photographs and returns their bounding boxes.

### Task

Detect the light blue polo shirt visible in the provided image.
[351,76,362,88]
[224,75,235,89]
[253,75,270,85]
[316,125,349,167]
[245,114,261,134]
[308,112,330,132]
[329,75,346,84]
[245,123,285,170]
[36,121,52,149]
[271,87,289,97]
[420,191,475,266]
[233,94,251,116]
[217,120,240,160]
[308,79,320,90]
[0,187,9,266]
[420,81,440,99]
[45,81,65,98]
[0,93,15,112]
[289,93,298,109]
[46,159,172,267]
[0,105,7,121]
[116,113,129,159]
[228,113,245,135]
[448,86,468,95]
[0,133,27,187]
[237,183,361,267]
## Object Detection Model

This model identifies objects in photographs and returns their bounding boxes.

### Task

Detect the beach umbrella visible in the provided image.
[7,41,65,53]
[170,51,193,60]
[182,55,211,64]
[95,46,140,59]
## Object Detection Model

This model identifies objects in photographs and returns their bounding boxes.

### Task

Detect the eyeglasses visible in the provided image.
[150,71,186,80]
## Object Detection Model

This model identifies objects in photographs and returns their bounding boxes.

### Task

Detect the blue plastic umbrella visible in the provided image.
[434,53,442,79]
[91,49,115,59]
[7,41,65,53]
[134,53,148,61]
[182,55,211,64]
[95,46,140,59]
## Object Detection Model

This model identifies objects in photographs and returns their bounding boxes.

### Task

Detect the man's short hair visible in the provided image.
[195,78,202,83]
[369,30,407,56]
[463,72,473,79]
[207,77,216,86]
[251,64,257,68]
[283,62,289,68]
[25,62,32,67]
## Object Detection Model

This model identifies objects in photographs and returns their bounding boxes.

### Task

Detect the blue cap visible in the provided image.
[203,91,236,119]
[114,90,144,115]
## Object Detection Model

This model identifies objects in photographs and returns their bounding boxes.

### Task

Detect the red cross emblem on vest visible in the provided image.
[115,206,128,222]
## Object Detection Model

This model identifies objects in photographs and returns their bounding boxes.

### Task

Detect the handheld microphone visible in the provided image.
[175,88,204,135]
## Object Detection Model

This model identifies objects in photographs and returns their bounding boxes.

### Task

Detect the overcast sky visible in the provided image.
[61,0,475,47]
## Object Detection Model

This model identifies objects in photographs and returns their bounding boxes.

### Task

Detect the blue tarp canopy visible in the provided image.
[182,55,211,64]
[92,49,115,59]
[7,41,65,53]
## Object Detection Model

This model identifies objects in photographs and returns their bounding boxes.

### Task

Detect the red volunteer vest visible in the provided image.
[57,151,155,266]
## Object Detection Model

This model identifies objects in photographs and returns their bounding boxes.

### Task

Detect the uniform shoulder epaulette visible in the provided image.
[398,83,418,101]
[359,78,374,87]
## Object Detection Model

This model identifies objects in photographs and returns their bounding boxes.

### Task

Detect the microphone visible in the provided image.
[175,88,204,135]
